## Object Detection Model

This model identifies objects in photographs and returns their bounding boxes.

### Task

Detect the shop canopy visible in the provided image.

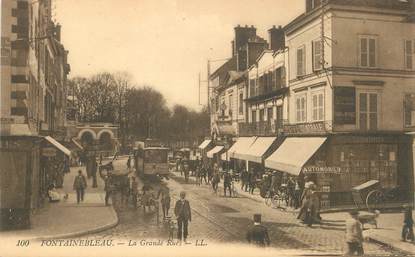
[234,137,276,163]
[228,137,257,159]
[198,139,212,150]
[71,138,84,150]
[44,136,72,157]
[264,137,326,176]
[207,146,224,158]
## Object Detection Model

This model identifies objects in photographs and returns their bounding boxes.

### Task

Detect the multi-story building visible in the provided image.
[265,0,415,207]
[240,26,288,137]
[1,0,70,230]
[210,25,267,139]
[210,0,415,207]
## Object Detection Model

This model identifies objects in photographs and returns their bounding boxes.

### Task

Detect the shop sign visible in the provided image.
[283,121,327,134]
[303,166,343,174]
[334,87,356,125]
[42,147,57,157]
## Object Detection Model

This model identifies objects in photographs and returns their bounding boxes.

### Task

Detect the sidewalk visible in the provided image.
[320,210,415,255]
[0,165,118,240]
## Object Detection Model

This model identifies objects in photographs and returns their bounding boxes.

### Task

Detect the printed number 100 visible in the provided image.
[16,240,29,247]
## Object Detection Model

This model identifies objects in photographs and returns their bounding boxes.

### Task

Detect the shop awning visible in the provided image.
[71,138,84,150]
[44,136,72,157]
[198,139,212,150]
[228,137,257,159]
[235,137,276,163]
[207,146,224,158]
[265,137,326,176]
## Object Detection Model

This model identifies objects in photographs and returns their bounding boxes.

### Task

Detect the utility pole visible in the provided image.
[207,59,211,113]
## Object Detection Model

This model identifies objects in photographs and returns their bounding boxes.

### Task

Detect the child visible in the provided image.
[402,205,414,242]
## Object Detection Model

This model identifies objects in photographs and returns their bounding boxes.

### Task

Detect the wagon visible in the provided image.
[351,180,383,211]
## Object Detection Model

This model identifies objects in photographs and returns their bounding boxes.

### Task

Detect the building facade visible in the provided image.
[1,0,70,230]
[209,0,415,207]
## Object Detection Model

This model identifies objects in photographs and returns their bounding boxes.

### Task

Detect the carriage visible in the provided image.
[352,180,402,211]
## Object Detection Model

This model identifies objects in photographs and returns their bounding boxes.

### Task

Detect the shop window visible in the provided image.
[296,45,306,77]
[251,110,256,123]
[404,39,414,70]
[267,107,273,123]
[358,92,379,131]
[359,36,377,68]
[295,94,307,123]
[404,94,415,127]
[312,91,324,121]
[312,39,323,71]
[276,106,283,129]
[259,109,265,122]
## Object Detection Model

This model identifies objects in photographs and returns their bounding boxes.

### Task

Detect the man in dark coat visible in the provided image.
[223,172,232,197]
[91,158,98,188]
[246,214,270,247]
[174,191,192,242]
[73,170,87,204]
[402,205,414,242]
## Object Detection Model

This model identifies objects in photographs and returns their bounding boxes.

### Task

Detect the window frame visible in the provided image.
[358,35,378,68]
[238,91,244,115]
[404,39,414,70]
[312,39,323,71]
[311,90,324,121]
[404,93,415,128]
[295,93,307,123]
[296,45,306,77]
[356,90,380,131]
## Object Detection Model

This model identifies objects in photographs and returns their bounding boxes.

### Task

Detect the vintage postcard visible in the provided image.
[1,0,415,256]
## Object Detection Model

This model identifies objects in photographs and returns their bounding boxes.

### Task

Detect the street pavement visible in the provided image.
[0,164,118,240]
[79,168,403,256]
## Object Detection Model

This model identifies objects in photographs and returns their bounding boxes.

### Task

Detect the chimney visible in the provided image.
[234,24,256,52]
[268,25,285,51]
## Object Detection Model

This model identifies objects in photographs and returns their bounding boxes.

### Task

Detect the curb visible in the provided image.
[366,234,414,256]
[32,206,119,241]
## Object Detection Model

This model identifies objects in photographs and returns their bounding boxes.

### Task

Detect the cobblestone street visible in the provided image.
[79,163,401,256]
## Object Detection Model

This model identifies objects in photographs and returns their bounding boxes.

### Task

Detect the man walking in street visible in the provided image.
[223,171,232,197]
[402,205,414,242]
[73,170,87,204]
[246,214,270,247]
[174,191,192,242]
[157,183,171,219]
[99,164,114,206]
[345,210,364,256]
[91,157,98,188]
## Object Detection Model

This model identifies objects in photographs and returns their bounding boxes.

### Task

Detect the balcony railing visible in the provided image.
[239,120,283,137]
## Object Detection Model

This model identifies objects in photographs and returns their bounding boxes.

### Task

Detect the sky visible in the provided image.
[55,0,304,110]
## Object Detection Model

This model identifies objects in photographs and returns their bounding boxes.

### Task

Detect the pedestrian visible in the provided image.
[201,166,208,185]
[99,153,103,165]
[184,161,190,183]
[246,214,270,247]
[174,191,192,242]
[402,205,414,242]
[195,166,201,186]
[130,176,139,208]
[73,170,87,204]
[157,184,171,219]
[91,157,98,188]
[212,171,220,194]
[287,176,295,208]
[127,156,131,169]
[249,171,257,194]
[207,164,213,184]
[293,179,301,209]
[223,171,232,197]
[99,166,114,206]
[345,210,364,256]
[240,169,247,191]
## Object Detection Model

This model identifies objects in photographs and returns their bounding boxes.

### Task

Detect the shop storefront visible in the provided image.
[265,134,413,208]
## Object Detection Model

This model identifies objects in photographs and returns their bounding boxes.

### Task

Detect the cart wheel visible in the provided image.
[366,190,384,211]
